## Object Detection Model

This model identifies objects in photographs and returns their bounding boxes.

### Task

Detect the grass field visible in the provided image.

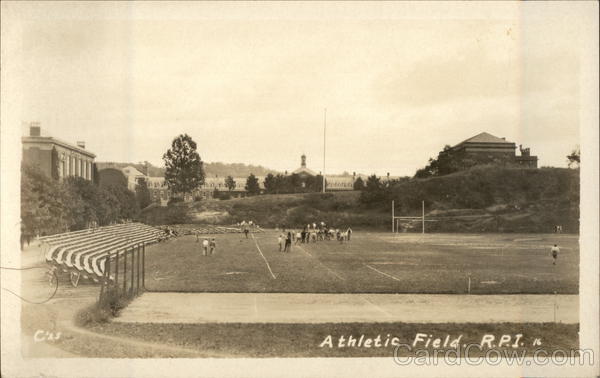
[87,321,579,358]
[144,231,578,294]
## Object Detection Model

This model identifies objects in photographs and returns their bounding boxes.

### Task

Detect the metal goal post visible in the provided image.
[391,200,429,234]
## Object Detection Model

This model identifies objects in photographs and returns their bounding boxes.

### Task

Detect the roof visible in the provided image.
[292,167,318,176]
[121,165,145,177]
[95,162,122,170]
[22,136,96,158]
[455,132,513,146]
[146,176,165,182]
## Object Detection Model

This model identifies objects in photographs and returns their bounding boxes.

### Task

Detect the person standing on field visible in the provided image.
[347,227,352,242]
[209,238,216,255]
[284,231,292,252]
[202,238,209,256]
[278,234,283,252]
[551,244,560,265]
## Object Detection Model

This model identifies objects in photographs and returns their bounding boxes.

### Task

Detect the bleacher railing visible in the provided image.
[98,242,146,305]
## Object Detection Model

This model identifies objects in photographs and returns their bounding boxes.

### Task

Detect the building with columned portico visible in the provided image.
[22,123,96,181]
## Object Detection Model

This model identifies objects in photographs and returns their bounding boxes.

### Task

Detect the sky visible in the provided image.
[8,2,588,176]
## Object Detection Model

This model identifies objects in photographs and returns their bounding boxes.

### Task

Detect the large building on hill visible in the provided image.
[446,132,538,169]
[22,123,96,181]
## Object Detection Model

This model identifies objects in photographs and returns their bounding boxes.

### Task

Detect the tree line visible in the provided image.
[21,164,151,246]
[162,134,338,200]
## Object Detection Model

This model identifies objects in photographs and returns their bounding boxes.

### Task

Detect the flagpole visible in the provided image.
[323,108,326,193]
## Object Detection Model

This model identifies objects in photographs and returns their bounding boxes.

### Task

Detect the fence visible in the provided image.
[98,242,146,306]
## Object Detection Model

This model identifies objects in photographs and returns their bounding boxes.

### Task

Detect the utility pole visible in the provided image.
[323,108,327,193]
[422,200,425,234]
[392,200,395,233]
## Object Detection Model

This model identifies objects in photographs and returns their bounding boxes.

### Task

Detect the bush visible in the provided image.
[219,192,232,200]
[140,203,191,225]
[76,303,112,326]
[76,287,133,326]
[167,197,184,205]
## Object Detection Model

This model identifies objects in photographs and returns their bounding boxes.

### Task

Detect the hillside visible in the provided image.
[384,166,579,233]
[141,166,579,233]
[96,161,279,178]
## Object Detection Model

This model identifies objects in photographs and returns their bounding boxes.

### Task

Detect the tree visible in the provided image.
[92,163,100,186]
[135,177,153,209]
[414,145,462,178]
[225,175,236,191]
[63,176,102,230]
[353,177,365,190]
[365,174,382,191]
[567,146,580,168]
[96,187,121,225]
[359,174,385,204]
[105,184,139,221]
[288,173,302,193]
[315,174,324,193]
[21,164,71,245]
[274,174,286,194]
[304,174,324,193]
[263,173,276,194]
[63,175,139,228]
[163,134,205,198]
[245,174,260,196]
[51,147,60,180]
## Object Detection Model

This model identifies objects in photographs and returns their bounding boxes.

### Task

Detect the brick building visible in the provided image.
[445,132,538,169]
[22,123,96,181]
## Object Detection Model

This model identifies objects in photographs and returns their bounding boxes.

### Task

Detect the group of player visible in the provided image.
[237,220,261,238]
[277,222,353,253]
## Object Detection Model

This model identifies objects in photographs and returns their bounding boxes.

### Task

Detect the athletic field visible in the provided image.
[144,231,578,294]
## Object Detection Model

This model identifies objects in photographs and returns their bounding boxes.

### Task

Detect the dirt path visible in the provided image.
[114,292,579,324]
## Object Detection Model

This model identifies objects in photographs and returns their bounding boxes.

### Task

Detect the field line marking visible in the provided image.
[251,234,276,279]
[365,264,401,282]
[360,296,393,318]
[297,245,346,281]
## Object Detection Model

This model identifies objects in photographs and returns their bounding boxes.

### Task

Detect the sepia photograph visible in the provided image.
[1,1,598,377]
